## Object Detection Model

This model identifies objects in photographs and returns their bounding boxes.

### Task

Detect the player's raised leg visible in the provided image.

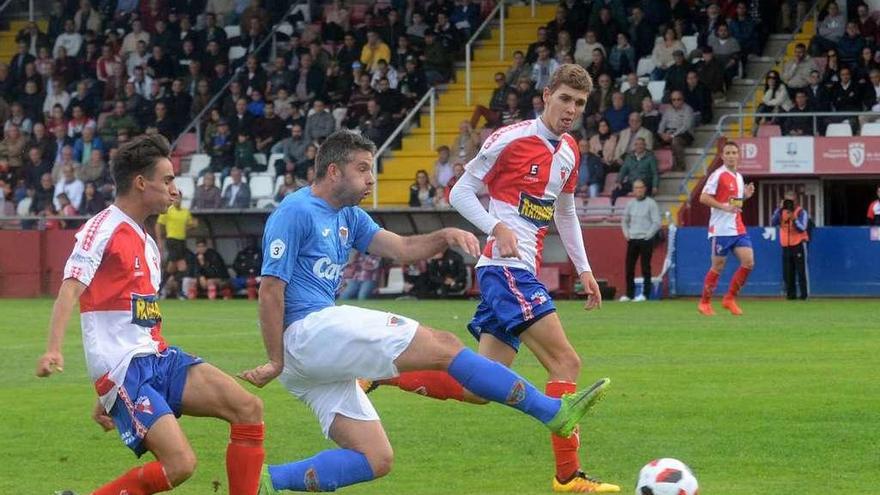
[723,246,755,315]
[180,363,265,495]
[521,315,620,493]
[699,253,727,316]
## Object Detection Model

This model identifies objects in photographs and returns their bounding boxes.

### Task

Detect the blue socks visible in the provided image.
[447,348,561,424]
[268,449,374,492]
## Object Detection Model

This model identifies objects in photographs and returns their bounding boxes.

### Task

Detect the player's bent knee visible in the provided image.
[365,449,394,478]
[230,393,263,424]
[164,451,198,486]
[547,350,582,380]
[431,329,465,364]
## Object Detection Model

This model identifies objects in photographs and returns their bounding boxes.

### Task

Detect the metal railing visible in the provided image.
[718,110,879,137]
[170,0,306,153]
[0,0,35,21]
[465,0,505,106]
[676,0,822,198]
[372,87,436,208]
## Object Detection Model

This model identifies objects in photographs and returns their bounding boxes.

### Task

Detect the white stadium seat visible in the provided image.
[221,174,248,192]
[378,267,405,295]
[16,197,32,216]
[860,122,880,136]
[647,80,666,102]
[636,57,655,77]
[175,176,195,201]
[826,122,853,137]
[197,172,218,187]
[229,46,247,62]
[187,154,211,177]
[268,153,285,175]
[681,35,697,55]
[223,25,240,39]
[249,175,275,202]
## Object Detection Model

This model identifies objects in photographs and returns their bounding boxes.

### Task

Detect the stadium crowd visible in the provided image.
[1,0,880,225]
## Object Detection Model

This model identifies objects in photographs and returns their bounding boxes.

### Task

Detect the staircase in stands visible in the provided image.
[0,20,47,62]
[375,4,556,206]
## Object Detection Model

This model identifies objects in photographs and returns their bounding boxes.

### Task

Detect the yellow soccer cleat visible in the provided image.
[552,471,621,493]
[357,378,380,394]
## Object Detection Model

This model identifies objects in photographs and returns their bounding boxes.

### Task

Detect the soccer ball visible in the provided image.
[635,458,699,495]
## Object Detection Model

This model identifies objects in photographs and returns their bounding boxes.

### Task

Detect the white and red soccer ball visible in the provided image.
[635,458,699,495]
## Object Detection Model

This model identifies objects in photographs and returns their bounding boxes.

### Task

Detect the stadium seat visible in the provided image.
[254,154,267,167]
[826,122,853,136]
[603,172,619,195]
[170,155,182,175]
[188,154,211,177]
[181,197,192,209]
[860,122,880,136]
[176,176,195,201]
[620,81,631,93]
[647,81,666,102]
[636,57,655,77]
[538,265,561,293]
[223,25,241,39]
[256,198,277,209]
[229,46,247,62]
[16,197,31,216]
[582,197,611,223]
[221,175,248,191]
[377,266,405,295]
[268,153,285,175]
[655,148,674,173]
[197,172,219,186]
[681,35,697,55]
[250,175,275,203]
[174,133,198,156]
[275,174,285,191]
[610,197,632,222]
[756,124,782,137]
[277,22,294,36]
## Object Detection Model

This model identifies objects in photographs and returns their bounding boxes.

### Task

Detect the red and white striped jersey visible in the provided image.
[466,118,579,274]
[63,205,167,410]
[702,165,746,237]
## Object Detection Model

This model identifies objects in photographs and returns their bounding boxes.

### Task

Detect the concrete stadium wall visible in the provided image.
[674,226,880,296]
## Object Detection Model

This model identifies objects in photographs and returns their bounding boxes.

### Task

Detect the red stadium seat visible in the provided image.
[174,133,198,157]
[170,155,182,175]
[655,148,674,173]
[582,196,611,223]
[756,124,782,137]
[603,173,618,195]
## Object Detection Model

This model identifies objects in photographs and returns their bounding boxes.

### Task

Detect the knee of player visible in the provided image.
[366,449,394,478]
[548,350,582,378]
[165,452,198,485]
[233,394,264,424]
[433,330,465,363]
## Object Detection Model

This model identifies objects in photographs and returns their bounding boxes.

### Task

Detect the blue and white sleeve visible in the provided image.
[261,209,303,283]
[351,207,382,253]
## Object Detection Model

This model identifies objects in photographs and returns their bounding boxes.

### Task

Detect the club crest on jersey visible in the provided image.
[518,192,555,227]
[135,396,154,415]
[387,315,407,327]
[131,293,162,328]
[339,226,349,245]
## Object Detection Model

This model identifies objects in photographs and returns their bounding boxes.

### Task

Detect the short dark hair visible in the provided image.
[113,134,171,195]
[314,130,377,180]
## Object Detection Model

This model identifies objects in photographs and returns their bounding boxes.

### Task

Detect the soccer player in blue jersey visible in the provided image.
[239,130,610,493]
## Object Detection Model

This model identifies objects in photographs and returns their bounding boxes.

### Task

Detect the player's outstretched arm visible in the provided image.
[239,275,286,387]
[36,278,86,377]
[367,228,480,263]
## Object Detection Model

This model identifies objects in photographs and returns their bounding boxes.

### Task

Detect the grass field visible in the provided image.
[1,298,878,494]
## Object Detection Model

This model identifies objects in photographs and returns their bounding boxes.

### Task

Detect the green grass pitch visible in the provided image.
[1,298,878,494]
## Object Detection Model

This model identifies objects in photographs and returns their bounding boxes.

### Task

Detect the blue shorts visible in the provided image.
[467,266,556,352]
[711,234,752,257]
[109,346,202,457]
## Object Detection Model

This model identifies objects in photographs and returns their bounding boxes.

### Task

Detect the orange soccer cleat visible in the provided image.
[722,296,743,315]
[697,301,716,316]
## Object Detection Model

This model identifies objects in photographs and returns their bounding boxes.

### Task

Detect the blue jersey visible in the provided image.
[261,187,381,326]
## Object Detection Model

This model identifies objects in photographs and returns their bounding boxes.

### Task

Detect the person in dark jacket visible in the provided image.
[194,238,230,299]
[428,248,468,296]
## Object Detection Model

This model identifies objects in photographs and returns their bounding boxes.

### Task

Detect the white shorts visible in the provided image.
[279,305,419,437]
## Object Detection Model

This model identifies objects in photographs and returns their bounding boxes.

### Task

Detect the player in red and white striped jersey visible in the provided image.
[698,141,756,316]
[373,65,619,493]
[35,134,265,495]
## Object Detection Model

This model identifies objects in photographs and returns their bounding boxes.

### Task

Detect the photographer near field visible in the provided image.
[771,190,811,300]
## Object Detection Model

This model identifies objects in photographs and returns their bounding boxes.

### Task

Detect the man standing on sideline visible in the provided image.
[698,141,756,316]
[620,179,661,302]
[868,185,880,225]
[771,190,810,300]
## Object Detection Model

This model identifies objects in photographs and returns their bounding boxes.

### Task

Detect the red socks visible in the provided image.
[92,461,172,495]
[546,381,580,481]
[388,371,465,401]
[701,269,720,303]
[727,267,752,298]
[227,423,266,495]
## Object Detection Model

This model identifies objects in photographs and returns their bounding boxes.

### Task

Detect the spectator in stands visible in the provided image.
[684,70,713,124]
[78,181,105,216]
[30,173,55,215]
[166,79,193,130]
[0,125,27,173]
[757,70,793,127]
[147,101,178,141]
[805,70,831,112]
[22,144,51,188]
[10,41,35,85]
[253,101,286,161]
[290,54,323,105]
[771,190,811,300]
[696,46,726,99]
[231,237,262,299]
[72,126,103,164]
[56,191,78,220]
[863,70,880,124]
[54,19,83,58]
[361,30,391,72]
[576,136,604,198]
[527,94,545,120]
[451,121,478,163]
[729,2,760,57]
[470,72,512,129]
[207,119,235,174]
[821,48,843,87]
[708,24,741,85]
[500,92,524,126]
[838,21,867,66]
[531,44,560,91]
[193,172,223,210]
[6,102,34,135]
[584,73,613,131]
[403,259,431,298]
[275,173,298,202]
[15,21,48,57]
[506,51,531,85]
[628,6,656,61]
[48,123,69,164]
[696,3,724,50]
[590,117,617,169]
[573,30,603,68]
[42,82,69,120]
[658,90,694,170]
[612,138,658,205]
[295,144,317,182]
[651,28,686,81]
[194,238,230,300]
[359,99,392,144]
[68,82,97,120]
[554,31,575,63]
[854,47,879,85]
[421,30,453,85]
[434,11,462,52]
[50,144,78,184]
[77,148,107,185]
[623,73,650,112]
[781,43,815,95]
[374,77,406,121]
[831,67,862,129]
[53,163,84,212]
[589,6,619,50]
[783,90,815,136]
[234,131,259,173]
[409,169,436,207]
[515,75,539,114]
[30,123,55,162]
[609,32,636,77]
[272,124,307,176]
[429,248,467,296]
[855,4,878,43]
[664,50,690,96]
[811,1,845,56]
[339,252,383,300]
[604,92,630,133]
[614,112,654,165]
[868,185,880,225]
[121,19,150,58]
[432,145,453,191]
[221,166,251,208]
[619,178,661,302]
[399,56,428,106]
[443,162,466,204]
[303,99,335,144]
[640,96,661,135]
